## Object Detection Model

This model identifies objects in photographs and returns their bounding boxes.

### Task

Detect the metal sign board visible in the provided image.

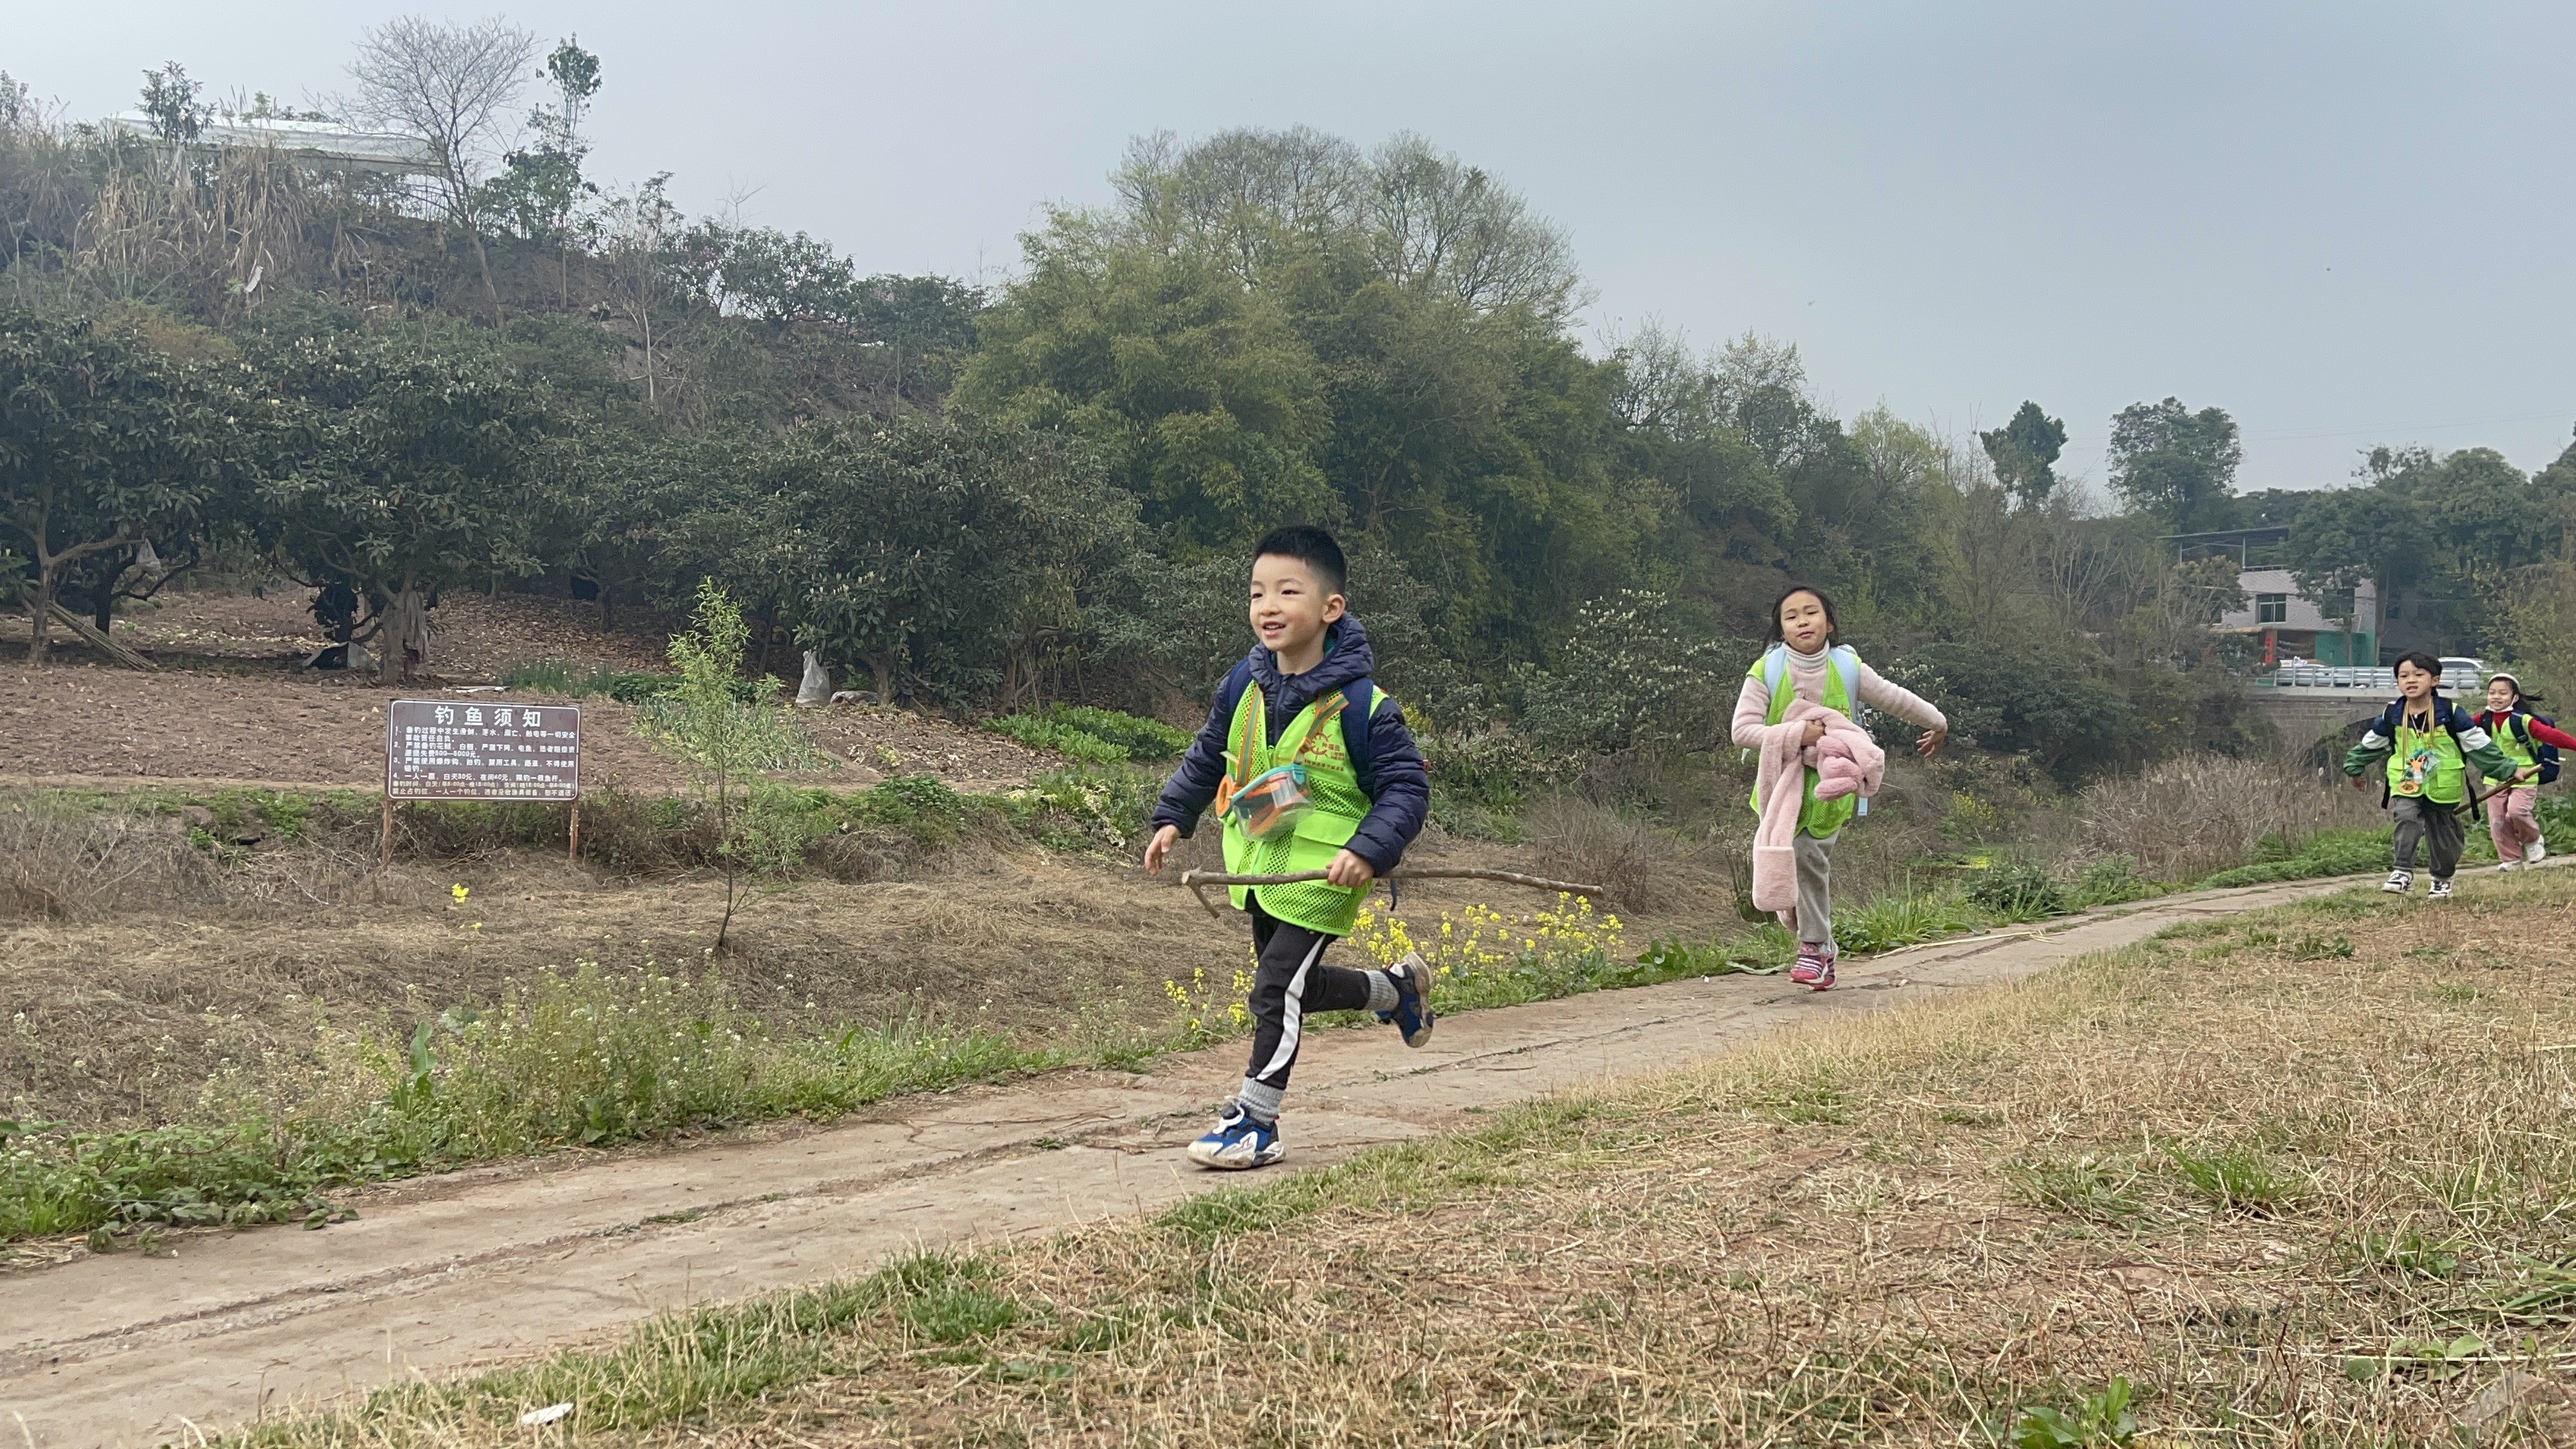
[386,699,581,801]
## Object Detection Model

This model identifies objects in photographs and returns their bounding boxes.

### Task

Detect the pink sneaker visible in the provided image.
[1791,944,1835,989]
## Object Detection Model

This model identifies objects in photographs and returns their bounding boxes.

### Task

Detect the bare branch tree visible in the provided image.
[343,15,536,225]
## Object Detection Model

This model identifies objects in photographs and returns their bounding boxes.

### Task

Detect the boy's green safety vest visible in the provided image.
[2389,711,2468,805]
[1745,645,1863,839]
[1219,681,1391,935]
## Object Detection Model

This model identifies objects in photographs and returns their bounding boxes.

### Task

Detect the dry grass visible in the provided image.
[231,874,2576,1447]
[1521,790,1734,913]
[0,790,1745,1131]
[0,794,381,920]
[2078,752,2384,883]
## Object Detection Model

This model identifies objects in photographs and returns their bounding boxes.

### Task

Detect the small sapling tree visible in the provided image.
[651,580,825,949]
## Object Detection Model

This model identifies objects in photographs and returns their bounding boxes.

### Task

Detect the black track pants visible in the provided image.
[1238,894,1376,1114]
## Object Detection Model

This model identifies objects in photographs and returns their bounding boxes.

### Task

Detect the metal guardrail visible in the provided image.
[2257,661,2483,693]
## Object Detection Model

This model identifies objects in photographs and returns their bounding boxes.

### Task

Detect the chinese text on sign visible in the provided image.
[386,700,581,801]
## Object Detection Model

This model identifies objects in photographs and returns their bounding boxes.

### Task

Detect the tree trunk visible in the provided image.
[750,601,779,678]
[378,586,430,686]
[24,587,48,667]
[641,304,656,406]
[92,585,113,636]
[471,228,505,329]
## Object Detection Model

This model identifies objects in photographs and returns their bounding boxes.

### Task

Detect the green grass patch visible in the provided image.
[2163,1140,2299,1214]
[984,704,1188,764]
[1833,876,1982,955]
[2005,1154,2145,1224]
[498,660,760,704]
[1,965,1048,1243]
[2197,825,2393,888]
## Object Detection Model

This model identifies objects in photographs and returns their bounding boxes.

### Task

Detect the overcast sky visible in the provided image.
[13,1,2573,493]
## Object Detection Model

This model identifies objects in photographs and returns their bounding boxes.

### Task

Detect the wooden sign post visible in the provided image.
[383,700,584,867]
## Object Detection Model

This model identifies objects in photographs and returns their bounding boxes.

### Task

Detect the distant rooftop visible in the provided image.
[96,116,441,175]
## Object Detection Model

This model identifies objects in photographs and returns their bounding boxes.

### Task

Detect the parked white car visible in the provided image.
[2440,656,2483,694]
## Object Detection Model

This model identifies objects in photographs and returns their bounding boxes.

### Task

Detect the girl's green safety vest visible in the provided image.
[1745,645,1865,839]
[1219,681,1393,936]
[2493,715,2540,776]
[2389,711,2468,805]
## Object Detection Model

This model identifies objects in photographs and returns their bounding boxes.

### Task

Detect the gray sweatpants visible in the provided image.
[2389,796,2465,880]
[1795,831,1838,954]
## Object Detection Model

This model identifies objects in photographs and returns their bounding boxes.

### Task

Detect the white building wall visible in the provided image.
[2216,569,2375,635]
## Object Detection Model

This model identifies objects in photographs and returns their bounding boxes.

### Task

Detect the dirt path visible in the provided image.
[0,873,2425,1447]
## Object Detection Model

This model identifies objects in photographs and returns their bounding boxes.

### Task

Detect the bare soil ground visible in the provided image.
[3,585,677,677]
[0,869,2413,1448]
[1,584,1065,793]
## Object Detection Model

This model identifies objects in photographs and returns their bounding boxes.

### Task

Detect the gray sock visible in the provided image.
[1363,969,1399,1013]
[1236,1079,1284,1123]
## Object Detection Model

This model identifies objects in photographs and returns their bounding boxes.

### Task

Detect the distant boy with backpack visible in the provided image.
[2473,671,2572,871]
[1143,526,1432,1170]
[2343,651,2517,899]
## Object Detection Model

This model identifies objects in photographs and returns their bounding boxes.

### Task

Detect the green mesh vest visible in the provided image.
[1218,681,1388,935]
[1745,646,1861,839]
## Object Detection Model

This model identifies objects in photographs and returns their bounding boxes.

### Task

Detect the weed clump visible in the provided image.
[0,962,1037,1244]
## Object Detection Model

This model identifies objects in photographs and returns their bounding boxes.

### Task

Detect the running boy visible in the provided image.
[2343,651,2516,899]
[2473,671,2572,871]
[1729,585,1947,990]
[1143,526,1431,1170]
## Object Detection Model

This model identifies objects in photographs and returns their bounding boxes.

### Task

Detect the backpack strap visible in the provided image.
[1209,657,1260,814]
[1830,645,1870,817]
[1337,679,1379,786]
[1290,689,1352,768]
[1828,645,1862,714]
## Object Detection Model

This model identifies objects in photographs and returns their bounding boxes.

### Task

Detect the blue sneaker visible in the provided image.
[1186,1104,1285,1171]
[1376,951,1435,1049]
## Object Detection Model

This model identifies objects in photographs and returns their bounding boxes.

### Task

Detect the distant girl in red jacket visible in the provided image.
[2476,672,2572,871]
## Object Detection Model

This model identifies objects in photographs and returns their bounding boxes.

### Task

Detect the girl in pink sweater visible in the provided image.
[1730,587,1949,988]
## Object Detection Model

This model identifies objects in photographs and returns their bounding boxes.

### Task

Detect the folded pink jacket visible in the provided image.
[1750,700,1884,916]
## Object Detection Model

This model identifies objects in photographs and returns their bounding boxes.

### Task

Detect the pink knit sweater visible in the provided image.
[1729,648,1947,747]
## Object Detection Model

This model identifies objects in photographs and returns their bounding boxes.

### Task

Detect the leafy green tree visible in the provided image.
[136,62,212,144]
[480,37,602,306]
[1980,401,2067,509]
[959,215,1334,552]
[965,128,1652,662]
[764,416,1112,708]
[2286,444,2569,656]
[0,308,252,664]
[256,325,555,683]
[648,580,823,950]
[2108,397,2241,530]
[1898,640,2135,782]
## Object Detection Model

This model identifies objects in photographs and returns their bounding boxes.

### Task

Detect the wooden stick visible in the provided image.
[1176,866,1608,921]
[569,798,581,863]
[379,793,394,871]
[48,603,159,671]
